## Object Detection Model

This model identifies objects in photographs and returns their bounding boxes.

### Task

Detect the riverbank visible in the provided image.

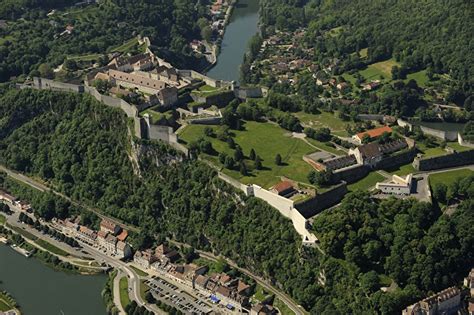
[206,0,260,82]
[0,291,21,315]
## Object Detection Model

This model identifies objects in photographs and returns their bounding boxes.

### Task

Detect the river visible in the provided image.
[0,244,106,315]
[206,0,260,82]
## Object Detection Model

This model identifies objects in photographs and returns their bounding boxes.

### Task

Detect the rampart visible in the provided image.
[234,86,268,99]
[177,69,231,88]
[294,182,348,219]
[20,78,184,153]
[413,149,474,171]
[458,133,474,148]
[191,90,236,107]
[397,118,461,142]
[374,148,417,170]
[331,164,369,184]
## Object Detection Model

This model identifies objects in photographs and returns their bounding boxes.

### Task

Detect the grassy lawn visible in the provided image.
[305,138,346,156]
[0,299,12,312]
[348,172,385,191]
[109,37,139,53]
[341,73,357,86]
[119,277,131,309]
[140,279,149,300]
[295,111,347,132]
[130,265,148,277]
[429,169,474,188]
[0,214,5,225]
[404,70,429,87]
[199,85,219,92]
[386,163,416,176]
[360,58,400,81]
[179,121,316,188]
[35,239,70,257]
[326,26,343,37]
[417,143,447,158]
[447,142,472,152]
[378,274,393,287]
[252,284,269,302]
[274,298,296,315]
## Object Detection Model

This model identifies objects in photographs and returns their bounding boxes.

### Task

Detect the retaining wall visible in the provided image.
[358,114,385,121]
[375,149,417,171]
[413,149,474,171]
[331,164,369,184]
[191,90,235,107]
[234,87,268,99]
[294,182,348,219]
[458,133,474,148]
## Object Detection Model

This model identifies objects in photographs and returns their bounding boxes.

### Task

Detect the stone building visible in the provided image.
[402,287,461,315]
[376,174,413,195]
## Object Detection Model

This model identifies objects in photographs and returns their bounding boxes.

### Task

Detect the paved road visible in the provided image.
[0,164,139,233]
[113,271,127,315]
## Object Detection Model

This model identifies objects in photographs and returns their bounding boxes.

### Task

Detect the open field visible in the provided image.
[405,70,429,87]
[429,169,474,188]
[417,143,447,158]
[295,111,348,133]
[305,138,346,155]
[347,172,385,191]
[35,239,70,256]
[179,121,316,188]
[108,37,139,53]
[0,214,5,225]
[119,277,131,309]
[360,59,400,81]
[67,53,101,62]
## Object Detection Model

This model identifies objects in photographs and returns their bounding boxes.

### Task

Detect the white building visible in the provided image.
[402,287,461,315]
[116,241,132,259]
[376,174,413,195]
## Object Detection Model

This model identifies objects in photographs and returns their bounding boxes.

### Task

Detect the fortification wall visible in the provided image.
[413,149,474,171]
[397,118,413,131]
[191,90,235,107]
[188,117,222,125]
[420,126,458,141]
[375,149,417,171]
[217,173,250,194]
[33,77,84,93]
[234,87,267,99]
[252,185,294,219]
[294,183,348,219]
[331,164,369,184]
[458,133,474,148]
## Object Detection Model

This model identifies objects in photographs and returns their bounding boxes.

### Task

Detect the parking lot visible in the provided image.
[145,277,212,314]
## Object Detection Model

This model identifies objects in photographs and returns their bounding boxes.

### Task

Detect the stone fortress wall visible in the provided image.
[413,149,474,171]
[19,78,186,153]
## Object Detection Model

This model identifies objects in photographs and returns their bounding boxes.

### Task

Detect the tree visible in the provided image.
[254,156,262,170]
[240,162,247,175]
[362,134,371,144]
[308,170,332,186]
[249,149,256,161]
[38,63,54,79]
[204,127,214,137]
[224,156,235,169]
[234,146,243,162]
[145,291,155,303]
[64,59,78,71]
[275,154,282,165]
[201,26,213,42]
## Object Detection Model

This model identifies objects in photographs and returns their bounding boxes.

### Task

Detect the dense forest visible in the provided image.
[0,0,209,81]
[259,0,473,97]
[1,89,473,313]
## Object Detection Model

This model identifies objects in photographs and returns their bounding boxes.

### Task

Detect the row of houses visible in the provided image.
[133,244,255,310]
[54,217,132,259]
[0,189,32,212]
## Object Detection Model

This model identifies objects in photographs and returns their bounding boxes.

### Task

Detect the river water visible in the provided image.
[206,0,260,82]
[0,244,106,315]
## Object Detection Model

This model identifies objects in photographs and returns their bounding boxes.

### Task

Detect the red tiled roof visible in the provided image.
[272,181,294,194]
[117,230,128,241]
[356,126,392,140]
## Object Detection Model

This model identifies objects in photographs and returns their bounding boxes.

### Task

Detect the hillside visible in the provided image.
[260,0,473,96]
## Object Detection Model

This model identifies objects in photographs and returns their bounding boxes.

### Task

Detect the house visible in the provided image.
[62,219,79,236]
[336,82,349,91]
[100,219,121,236]
[349,142,383,167]
[117,230,128,242]
[108,53,152,72]
[251,303,277,315]
[109,69,166,95]
[271,181,296,198]
[131,55,154,72]
[97,230,108,248]
[133,249,157,269]
[464,268,474,297]
[190,40,203,51]
[322,155,357,171]
[76,226,97,245]
[376,174,413,195]
[104,234,117,253]
[194,274,209,290]
[402,287,461,315]
[155,244,180,263]
[353,125,392,144]
[0,190,16,204]
[116,241,132,259]
[363,80,381,91]
[236,280,251,296]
